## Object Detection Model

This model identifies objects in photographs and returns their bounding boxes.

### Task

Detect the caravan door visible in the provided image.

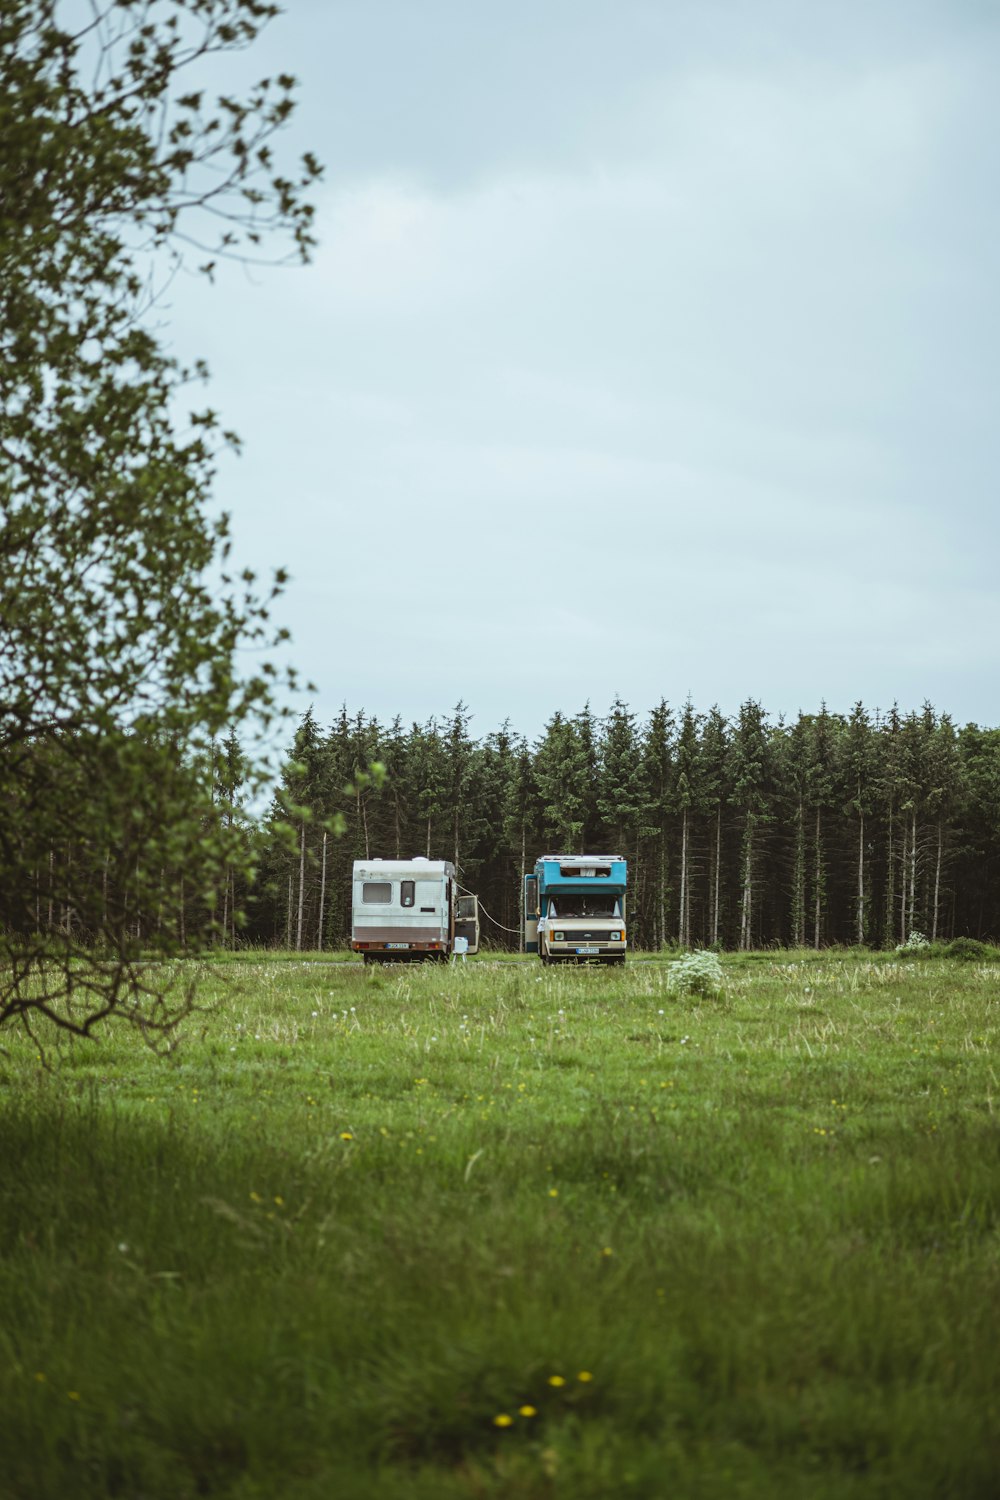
[455,895,480,955]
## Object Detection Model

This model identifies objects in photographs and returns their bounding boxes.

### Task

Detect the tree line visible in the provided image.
[235,698,1000,952]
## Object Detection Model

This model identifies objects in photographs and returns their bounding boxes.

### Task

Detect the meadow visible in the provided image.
[0,951,997,1499]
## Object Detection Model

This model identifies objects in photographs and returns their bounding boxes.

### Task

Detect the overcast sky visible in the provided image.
[169,0,1000,742]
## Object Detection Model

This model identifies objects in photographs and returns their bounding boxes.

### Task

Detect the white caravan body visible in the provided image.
[351,858,479,960]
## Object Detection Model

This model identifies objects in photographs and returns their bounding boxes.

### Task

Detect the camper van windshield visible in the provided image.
[550,893,619,918]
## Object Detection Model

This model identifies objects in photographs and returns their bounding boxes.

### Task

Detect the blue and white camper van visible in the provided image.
[523,854,627,965]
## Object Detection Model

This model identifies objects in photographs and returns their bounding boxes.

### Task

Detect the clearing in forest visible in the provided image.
[1,953,997,1499]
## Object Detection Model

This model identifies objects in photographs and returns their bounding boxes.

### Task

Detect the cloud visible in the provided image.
[166,2,1000,735]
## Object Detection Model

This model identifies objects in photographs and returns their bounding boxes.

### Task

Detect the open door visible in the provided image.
[455,894,480,955]
[523,873,539,954]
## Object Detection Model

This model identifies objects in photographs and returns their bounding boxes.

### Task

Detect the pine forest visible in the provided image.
[223,698,1000,953]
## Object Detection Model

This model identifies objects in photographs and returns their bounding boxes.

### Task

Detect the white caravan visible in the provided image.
[351,858,480,962]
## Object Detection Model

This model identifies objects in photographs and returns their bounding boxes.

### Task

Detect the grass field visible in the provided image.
[0,951,997,1499]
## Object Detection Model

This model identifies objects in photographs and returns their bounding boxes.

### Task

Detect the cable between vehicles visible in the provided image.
[458,884,522,936]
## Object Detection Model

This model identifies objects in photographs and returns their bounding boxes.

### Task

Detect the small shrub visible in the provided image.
[943,937,994,962]
[895,931,930,955]
[666,949,725,999]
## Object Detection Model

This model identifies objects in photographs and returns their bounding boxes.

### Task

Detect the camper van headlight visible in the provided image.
[610,930,621,942]
[553,931,565,942]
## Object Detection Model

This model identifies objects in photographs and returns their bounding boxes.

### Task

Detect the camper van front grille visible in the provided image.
[553,930,619,943]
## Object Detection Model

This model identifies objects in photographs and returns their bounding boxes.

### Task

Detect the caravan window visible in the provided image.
[400,880,415,907]
[362,881,392,904]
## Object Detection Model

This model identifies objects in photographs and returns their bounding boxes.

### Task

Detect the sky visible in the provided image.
[167,0,1000,743]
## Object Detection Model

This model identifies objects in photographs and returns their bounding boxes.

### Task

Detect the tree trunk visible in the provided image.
[317,829,327,951]
[520,822,527,952]
[932,819,942,943]
[856,812,865,946]
[792,800,805,948]
[898,817,908,944]
[712,808,722,947]
[659,828,666,950]
[908,809,918,937]
[739,816,753,951]
[679,808,689,948]
[813,806,822,950]
[296,823,306,952]
[884,807,895,949]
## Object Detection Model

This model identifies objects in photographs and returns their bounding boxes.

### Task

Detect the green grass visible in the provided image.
[0,953,997,1498]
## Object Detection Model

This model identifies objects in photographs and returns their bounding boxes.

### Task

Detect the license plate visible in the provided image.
[386,943,410,949]
[576,946,599,955]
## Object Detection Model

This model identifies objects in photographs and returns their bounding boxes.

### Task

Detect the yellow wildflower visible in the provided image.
[493,1413,514,1427]
[519,1404,537,1417]
[547,1375,566,1387]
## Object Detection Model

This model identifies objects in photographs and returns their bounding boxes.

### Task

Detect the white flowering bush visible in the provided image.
[895,931,930,954]
[666,949,725,999]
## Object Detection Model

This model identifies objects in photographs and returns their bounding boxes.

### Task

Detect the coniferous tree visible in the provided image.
[776,714,809,948]
[923,710,963,942]
[841,702,876,946]
[574,704,602,849]
[503,736,543,947]
[700,707,731,948]
[407,719,449,858]
[674,699,704,948]
[597,696,649,940]
[214,728,252,948]
[878,706,908,946]
[535,712,589,851]
[806,704,840,949]
[444,701,478,872]
[641,700,675,949]
[598,697,648,854]
[729,700,771,951]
